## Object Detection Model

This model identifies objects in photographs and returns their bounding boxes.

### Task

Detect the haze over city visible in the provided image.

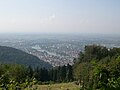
[0,0,120,34]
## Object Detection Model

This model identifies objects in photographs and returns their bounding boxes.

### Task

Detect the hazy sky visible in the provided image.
[0,0,120,34]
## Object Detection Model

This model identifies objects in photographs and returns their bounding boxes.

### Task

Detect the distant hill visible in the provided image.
[0,46,52,69]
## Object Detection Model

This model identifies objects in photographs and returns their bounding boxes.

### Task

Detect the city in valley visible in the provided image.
[0,34,120,67]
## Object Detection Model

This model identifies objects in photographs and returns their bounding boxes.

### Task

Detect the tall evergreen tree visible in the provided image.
[66,64,73,82]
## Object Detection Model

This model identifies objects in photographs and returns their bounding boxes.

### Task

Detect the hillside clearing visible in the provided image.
[32,83,80,90]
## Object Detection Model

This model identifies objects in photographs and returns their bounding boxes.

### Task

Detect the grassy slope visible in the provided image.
[33,83,80,90]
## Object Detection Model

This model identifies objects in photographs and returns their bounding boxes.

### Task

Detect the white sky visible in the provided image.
[0,0,120,34]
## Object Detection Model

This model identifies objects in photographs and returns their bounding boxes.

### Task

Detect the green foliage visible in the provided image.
[0,64,37,90]
[0,63,74,89]
[73,45,120,90]
[91,56,120,90]
[1,45,120,90]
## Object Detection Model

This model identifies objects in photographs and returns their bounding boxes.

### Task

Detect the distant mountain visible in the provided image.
[0,46,52,69]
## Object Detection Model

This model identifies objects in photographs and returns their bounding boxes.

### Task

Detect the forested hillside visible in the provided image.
[0,45,120,90]
[0,46,52,69]
[73,45,120,90]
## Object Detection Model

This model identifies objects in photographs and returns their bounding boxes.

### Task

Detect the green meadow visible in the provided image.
[32,83,80,90]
